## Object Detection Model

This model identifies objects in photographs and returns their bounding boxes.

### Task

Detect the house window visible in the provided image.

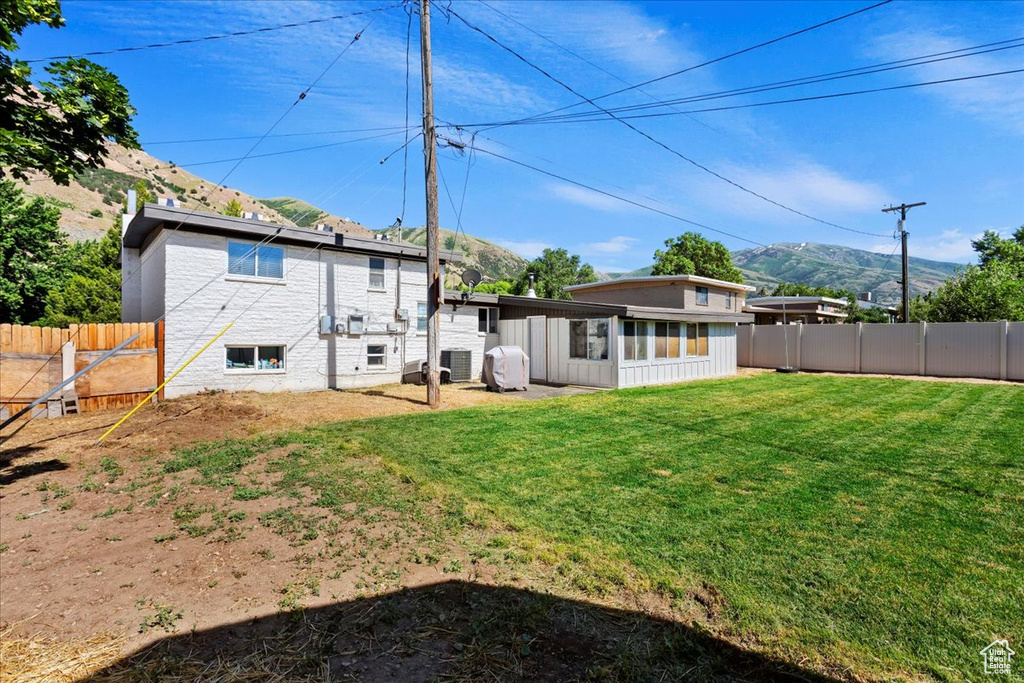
[695,286,709,306]
[622,320,648,361]
[225,345,285,371]
[367,344,386,367]
[228,242,283,279]
[570,318,609,360]
[686,323,709,356]
[725,291,733,310]
[654,322,681,358]
[368,257,385,289]
[478,307,498,334]
[417,302,428,332]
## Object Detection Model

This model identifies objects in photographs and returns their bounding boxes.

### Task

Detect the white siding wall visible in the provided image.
[121,231,168,324]
[405,304,498,381]
[156,231,481,397]
[617,322,736,388]
[545,317,617,387]
[121,247,143,323]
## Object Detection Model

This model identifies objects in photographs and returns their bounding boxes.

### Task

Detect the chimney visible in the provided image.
[122,187,137,235]
[526,273,537,298]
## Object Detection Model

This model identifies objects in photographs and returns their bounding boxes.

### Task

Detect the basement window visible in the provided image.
[367,344,386,367]
[570,318,609,361]
[228,242,283,279]
[226,345,285,371]
[686,323,709,357]
[368,257,386,289]
[622,320,648,361]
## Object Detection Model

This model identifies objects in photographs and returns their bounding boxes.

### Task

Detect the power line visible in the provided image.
[140,125,414,146]
[483,0,893,129]
[23,5,400,63]
[492,68,1024,124]
[440,3,889,239]
[400,4,414,229]
[465,140,901,283]
[466,38,1024,127]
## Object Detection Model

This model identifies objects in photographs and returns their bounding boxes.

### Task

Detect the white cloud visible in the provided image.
[872,229,978,263]
[688,161,888,223]
[582,235,638,254]
[863,29,1024,134]
[495,239,553,259]
[548,183,632,212]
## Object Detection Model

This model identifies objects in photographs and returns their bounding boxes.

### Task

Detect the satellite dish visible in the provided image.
[461,269,482,288]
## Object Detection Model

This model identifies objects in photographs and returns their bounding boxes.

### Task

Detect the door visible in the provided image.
[529,316,546,381]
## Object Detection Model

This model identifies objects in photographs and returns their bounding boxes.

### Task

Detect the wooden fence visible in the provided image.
[737,321,1024,381]
[0,322,163,415]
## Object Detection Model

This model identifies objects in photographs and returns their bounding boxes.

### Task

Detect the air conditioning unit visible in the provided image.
[156,197,178,207]
[348,314,365,335]
[242,211,264,221]
[314,223,333,233]
[441,349,472,382]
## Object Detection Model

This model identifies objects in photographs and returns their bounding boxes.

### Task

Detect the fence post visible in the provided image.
[855,322,862,374]
[748,324,755,368]
[999,320,1008,381]
[918,321,927,376]
[156,321,166,402]
[795,323,802,370]
[61,341,76,396]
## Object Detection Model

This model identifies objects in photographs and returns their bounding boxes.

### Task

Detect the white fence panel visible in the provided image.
[801,325,857,373]
[1008,322,1024,381]
[750,325,799,369]
[740,321,1021,381]
[925,322,1003,379]
[861,323,921,375]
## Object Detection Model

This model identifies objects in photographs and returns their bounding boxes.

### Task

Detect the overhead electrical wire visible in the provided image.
[140,125,415,146]
[439,3,889,239]
[461,37,1024,127]
[114,7,391,347]
[23,5,401,63]
[400,4,414,230]
[463,139,902,283]
[481,0,894,129]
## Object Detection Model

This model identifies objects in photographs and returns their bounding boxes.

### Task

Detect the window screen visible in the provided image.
[228,242,282,279]
[256,246,283,279]
[228,242,256,276]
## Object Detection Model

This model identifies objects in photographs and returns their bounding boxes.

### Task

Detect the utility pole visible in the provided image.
[420,0,441,408]
[882,201,926,323]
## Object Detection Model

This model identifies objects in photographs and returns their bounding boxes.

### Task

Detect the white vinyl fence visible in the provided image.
[737,321,1023,381]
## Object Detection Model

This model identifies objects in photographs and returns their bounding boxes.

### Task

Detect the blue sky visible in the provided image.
[20,0,1024,273]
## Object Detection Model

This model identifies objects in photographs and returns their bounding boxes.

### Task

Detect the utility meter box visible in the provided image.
[319,315,334,335]
[348,314,365,335]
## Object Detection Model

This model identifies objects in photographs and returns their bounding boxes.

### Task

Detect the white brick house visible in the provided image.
[121,204,499,397]
[121,205,753,397]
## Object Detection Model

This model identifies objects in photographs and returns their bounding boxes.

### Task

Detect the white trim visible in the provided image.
[564,273,755,293]
[225,276,288,286]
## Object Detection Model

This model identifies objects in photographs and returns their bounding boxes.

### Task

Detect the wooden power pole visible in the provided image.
[420,0,441,408]
[882,201,926,323]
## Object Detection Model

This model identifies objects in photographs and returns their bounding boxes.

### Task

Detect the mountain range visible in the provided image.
[18,144,961,303]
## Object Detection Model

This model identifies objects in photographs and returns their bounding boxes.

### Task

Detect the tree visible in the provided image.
[0,180,67,323]
[38,223,122,326]
[458,279,512,294]
[222,198,243,217]
[652,232,744,283]
[912,228,1024,322]
[512,248,596,300]
[1,0,139,184]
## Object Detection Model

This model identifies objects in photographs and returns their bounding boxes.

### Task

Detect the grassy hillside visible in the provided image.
[14,143,372,241]
[733,242,959,302]
[377,226,529,286]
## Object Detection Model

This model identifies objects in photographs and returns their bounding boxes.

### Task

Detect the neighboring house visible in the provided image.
[121,204,498,397]
[121,205,753,396]
[743,296,849,324]
[564,274,752,313]
[853,295,899,323]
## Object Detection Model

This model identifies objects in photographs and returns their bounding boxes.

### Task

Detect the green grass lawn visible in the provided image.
[176,374,1023,680]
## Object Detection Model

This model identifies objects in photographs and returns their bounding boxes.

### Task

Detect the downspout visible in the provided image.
[397,255,406,371]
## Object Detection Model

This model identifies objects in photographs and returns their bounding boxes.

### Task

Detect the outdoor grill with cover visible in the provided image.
[481,346,529,393]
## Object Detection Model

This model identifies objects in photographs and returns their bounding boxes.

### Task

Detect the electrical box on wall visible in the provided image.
[386,322,399,333]
[319,315,334,335]
[395,308,409,321]
[348,314,365,335]
[334,322,347,334]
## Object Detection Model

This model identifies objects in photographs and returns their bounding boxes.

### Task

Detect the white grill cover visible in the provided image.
[481,346,530,391]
